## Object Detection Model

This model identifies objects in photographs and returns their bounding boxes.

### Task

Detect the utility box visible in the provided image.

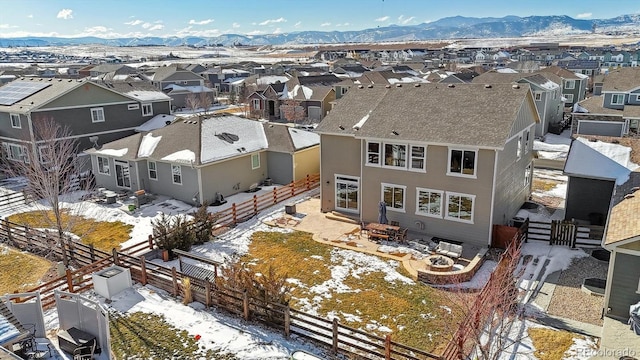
[285,203,296,215]
[92,266,132,300]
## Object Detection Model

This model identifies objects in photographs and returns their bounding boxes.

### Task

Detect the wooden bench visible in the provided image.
[369,233,389,242]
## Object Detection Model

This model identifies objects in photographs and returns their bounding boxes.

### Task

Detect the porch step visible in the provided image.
[326,211,359,225]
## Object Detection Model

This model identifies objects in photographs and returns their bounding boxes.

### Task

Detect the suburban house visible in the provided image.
[0,77,171,165]
[573,67,640,137]
[601,169,640,322]
[563,136,639,225]
[142,65,209,109]
[315,83,538,247]
[85,116,319,205]
[538,66,589,106]
[472,71,561,136]
[247,82,287,120]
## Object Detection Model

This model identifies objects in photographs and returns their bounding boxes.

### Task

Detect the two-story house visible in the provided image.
[538,66,589,106]
[143,65,208,109]
[0,77,171,167]
[315,83,538,247]
[573,67,640,136]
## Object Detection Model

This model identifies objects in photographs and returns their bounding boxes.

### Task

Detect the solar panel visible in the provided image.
[0,81,51,106]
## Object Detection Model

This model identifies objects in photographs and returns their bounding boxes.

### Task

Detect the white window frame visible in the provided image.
[127,104,140,110]
[564,93,574,103]
[381,183,406,212]
[172,164,182,185]
[97,156,110,175]
[91,107,105,123]
[382,142,407,169]
[445,191,475,224]
[335,175,360,213]
[635,94,640,102]
[148,161,157,180]
[252,99,261,110]
[611,94,625,105]
[525,163,532,187]
[415,188,443,218]
[10,114,21,129]
[142,103,153,116]
[534,92,542,101]
[524,130,530,154]
[516,135,522,161]
[565,80,575,90]
[447,148,478,178]
[251,153,260,169]
[366,141,381,166]
[409,145,426,172]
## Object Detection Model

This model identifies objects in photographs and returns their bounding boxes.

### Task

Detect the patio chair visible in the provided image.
[360,221,369,239]
[73,337,97,360]
[397,228,408,243]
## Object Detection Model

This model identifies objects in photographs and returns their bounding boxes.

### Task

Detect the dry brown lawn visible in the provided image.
[0,245,52,294]
[529,327,579,360]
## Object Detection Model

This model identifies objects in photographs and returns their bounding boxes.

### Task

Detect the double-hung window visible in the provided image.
[516,135,522,161]
[565,80,575,89]
[172,165,182,185]
[416,188,443,218]
[525,164,532,187]
[611,94,625,105]
[383,143,406,168]
[448,148,477,177]
[142,103,153,116]
[366,141,380,165]
[252,99,261,110]
[148,161,157,180]
[409,145,426,171]
[524,130,530,154]
[381,183,406,212]
[97,156,110,175]
[251,153,260,169]
[534,92,542,101]
[10,114,21,129]
[445,192,475,223]
[91,107,105,123]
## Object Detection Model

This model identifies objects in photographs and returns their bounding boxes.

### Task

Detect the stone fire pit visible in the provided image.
[426,255,454,272]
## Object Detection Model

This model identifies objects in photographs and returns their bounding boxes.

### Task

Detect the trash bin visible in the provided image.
[128,204,136,212]
[106,194,117,204]
[511,216,525,228]
[285,203,296,215]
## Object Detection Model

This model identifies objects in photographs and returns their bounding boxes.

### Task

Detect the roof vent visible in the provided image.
[484,84,492,89]
[512,84,520,89]
[391,130,399,136]
[338,125,345,130]
[447,84,455,88]
[414,83,421,87]
[358,85,364,89]
[396,83,402,87]
[367,84,373,88]
[385,84,391,88]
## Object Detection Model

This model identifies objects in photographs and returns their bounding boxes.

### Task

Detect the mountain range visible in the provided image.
[1,14,639,47]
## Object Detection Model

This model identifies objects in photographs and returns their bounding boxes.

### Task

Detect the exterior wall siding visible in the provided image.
[90,156,141,192]
[577,121,624,137]
[266,152,293,185]
[606,251,640,319]
[0,113,31,140]
[564,177,614,224]
[199,152,267,204]
[144,161,199,205]
[603,93,625,110]
[319,134,361,212]
[293,146,320,181]
[39,84,132,109]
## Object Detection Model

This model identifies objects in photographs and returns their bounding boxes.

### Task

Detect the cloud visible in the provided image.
[259,17,286,26]
[375,16,389,22]
[294,21,302,28]
[0,24,18,29]
[147,24,164,31]
[57,9,73,20]
[232,22,240,28]
[84,26,112,34]
[336,22,350,27]
[246,30,265,35]
[320,22,331,27]
[27,14,33,19]
[189,19,214,25]
[125,19,144,26]
[398,15,415,25]
[576,12,592,19]
[273,28,282,34]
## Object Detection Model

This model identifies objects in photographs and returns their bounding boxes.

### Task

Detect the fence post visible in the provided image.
[231,203,237,225]
[524,218,529,243]
[306,174,310,190]
[243,290,250,321]
[205,281,212,308]
[89,245,96,262]
[66,269,74,293]
[253,195,258,216]
[290,181,295,197]
[273,187,278,204]
[148,235,154,249]
[140,256,147,285]
[112,248,120,266]
[384,334,391,360]
[332,318,338,354]
[171,267,179,297]
[3,219,11,243]
[284,306,290,338]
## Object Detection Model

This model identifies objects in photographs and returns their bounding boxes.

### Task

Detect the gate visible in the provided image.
[550,220,577,247]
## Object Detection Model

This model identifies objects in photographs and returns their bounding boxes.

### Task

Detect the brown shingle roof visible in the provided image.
[604,170,640,245]
[575,96,622,115]
[315,83,534,149]
[601,67,640,92]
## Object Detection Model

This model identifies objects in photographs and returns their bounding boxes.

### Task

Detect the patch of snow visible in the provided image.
[161,149,196,163]
[94,148,128,157]
[539,80,560,90]
[137,133,162,158]
[352,111,371,129]
[288,128,319,150]
[135,114,176,132]
[126,90,171,101]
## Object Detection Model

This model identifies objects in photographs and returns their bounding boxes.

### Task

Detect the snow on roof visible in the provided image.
[135,114,176,132]
[497,68,518,73]
[564,137,638,184]
[223,77,247,85]
[94,148,128,157]
[540,80,560,90]
[126,90,171,101]
[0,314,20,345]
[161,149,196,163]
[137,133,162,158]
[289,84,313,99]
[575,72,590,79]
[353,111,371,130]
[256,75,289,86]
[288,128,319,150]
[200,116,268,164]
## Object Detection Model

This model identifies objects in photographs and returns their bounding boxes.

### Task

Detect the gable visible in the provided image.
[162,72,203,82]
[39,82,133,109]
[508,92,539,138]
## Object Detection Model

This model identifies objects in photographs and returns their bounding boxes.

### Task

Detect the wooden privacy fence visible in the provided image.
[0,190,34,211]
[526,219,603,248]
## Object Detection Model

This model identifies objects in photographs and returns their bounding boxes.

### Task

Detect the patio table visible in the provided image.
[365,223,400,242]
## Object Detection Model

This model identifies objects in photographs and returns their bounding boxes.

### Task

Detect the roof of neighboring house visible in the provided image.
[90,64,137,75]
[87,116,269,166]
[624,105,640,118]
[576,135,640,164]
[472,71,560,90]
[538,66,581,80]
[601,67,640,92]
[100,81,171,101]
[262,123,320,153]
[564,137,637,182]
[574,96,622,115]
[557,59,600,69]
[296,74,342,87]
[604,170,640,246]
[146,65,202,82]
[135,114,177,132]
[287,85,334,101]
[163,84,213,94]
[315,83,537,149]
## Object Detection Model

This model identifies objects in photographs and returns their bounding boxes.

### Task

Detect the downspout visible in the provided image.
[135,161,142,191]
[487,149,499,247]
[26,113,37,156]
[542,91,548,135]
[359,138,364,222]
[197,167,204,206]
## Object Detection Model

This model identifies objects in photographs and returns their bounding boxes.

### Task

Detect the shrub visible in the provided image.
[182,277,193,305]
[190,202,216,245]
[216,259,291,306]
[151,214,195,255]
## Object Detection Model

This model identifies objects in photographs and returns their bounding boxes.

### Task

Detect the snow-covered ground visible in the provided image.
[533,130,571,160]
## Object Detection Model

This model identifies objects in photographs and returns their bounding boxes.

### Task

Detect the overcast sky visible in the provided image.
[0,0,638,38]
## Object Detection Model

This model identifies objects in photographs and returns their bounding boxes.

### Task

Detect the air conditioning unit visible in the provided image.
[92,266,132,300]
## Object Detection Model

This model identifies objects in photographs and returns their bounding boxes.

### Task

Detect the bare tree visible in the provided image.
[441,240,525,360]
[185,93,200,115]
[280,99,306,123]
[1,117,94,266]
[198,92,213,117]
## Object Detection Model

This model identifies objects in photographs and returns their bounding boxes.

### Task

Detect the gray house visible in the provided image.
[0,77,171,164]
[85,116,319,205]
[315,83,539,247]
[538,66,589,107]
